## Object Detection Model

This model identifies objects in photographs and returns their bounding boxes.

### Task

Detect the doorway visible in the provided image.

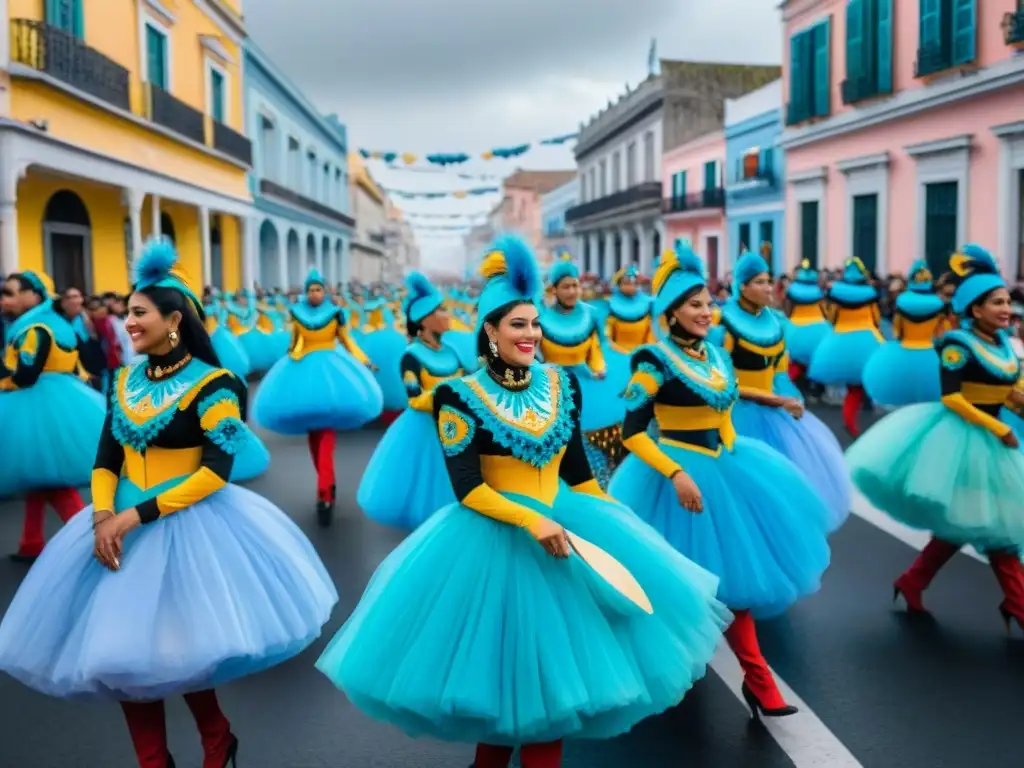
[210,215,223,290]
[43,190,92,293]
[705,235,720,281]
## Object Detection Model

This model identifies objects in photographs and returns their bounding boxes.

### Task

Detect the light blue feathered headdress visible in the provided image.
[304,267,326,292]
[652,245,706,318]
[547,251,579,287]
[133,237,202,316]
[476,234,541,332]
[906,259,934,293]
[733,249,771,298]
[404,271,444,323]
[950,244,1004,314]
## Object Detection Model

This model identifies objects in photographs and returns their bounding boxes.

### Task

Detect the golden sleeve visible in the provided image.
[586,330,607,374]
[336,314,371,365]
[938,343,1011,438]
[620,358,683,479]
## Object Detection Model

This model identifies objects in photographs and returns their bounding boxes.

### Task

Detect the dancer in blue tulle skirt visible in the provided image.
[358,272,462,529]
[0,239,338,768]
[540,254,624,487]
[847,245,1024,631]
[784,260,831,387]
[720,251,850,530]
[808,258,883,436]
[318,236,728,768]
[356,293,409,419]
[0,269,101,561]
[608,244,832,719]
[253,268,382,525]
[203,292,251,379]
[862,260,944,406]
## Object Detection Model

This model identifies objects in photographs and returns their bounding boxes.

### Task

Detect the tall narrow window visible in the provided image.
[800,201,820,267]
[146,24,168,90]
[209,67,225,122]
[924,181,959,276]
[47,0,83,37]
[852,193,879,273]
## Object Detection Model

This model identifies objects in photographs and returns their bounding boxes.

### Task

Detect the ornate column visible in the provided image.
[602,230,615,280]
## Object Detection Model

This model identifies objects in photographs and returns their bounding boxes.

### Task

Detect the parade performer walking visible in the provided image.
[0,239,338,768]
[203,290,251,380]
[808,258,883,436]
[719,251,850,529]
[0,270,104,561]
[784,260,830,386]
[539,253,624,486]
[357,290,408,422]
[253,268,382,526]
[317,236,729,768]
[862,260,944,407]
[846,246,1024,631]
[608,245,832,717]
[357,272,462,529]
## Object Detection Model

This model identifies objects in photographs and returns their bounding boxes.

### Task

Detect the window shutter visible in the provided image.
[762,147,774,177]
[845,0,864,81]
[704,160,716,190]
[919,0,942,50]
[788,31,804,121]
[813,19,831,117]
[951,0,976,65]
[876,0,893,92]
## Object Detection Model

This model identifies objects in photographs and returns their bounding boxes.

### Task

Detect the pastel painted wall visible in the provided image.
[661,131,727,197]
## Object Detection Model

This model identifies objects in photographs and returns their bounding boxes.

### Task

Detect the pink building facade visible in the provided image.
[779,0,1024,280]
[661,130,728,280]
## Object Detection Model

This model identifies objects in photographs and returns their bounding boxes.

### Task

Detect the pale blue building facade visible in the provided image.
[724,80,786,275]
[541,177,578,263]
[244,41,354,290]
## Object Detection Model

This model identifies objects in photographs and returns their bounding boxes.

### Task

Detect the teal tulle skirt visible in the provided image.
[253,348,383,436]
[0,373,106,498]
[785,322,831,366]
[0,480,338,700]
[316,489,729,744]
[210,327,251,380]
[847,404,1024,550]
[572,364,626,432]
[862,343,941,406]
[359,328,409,412]
[237,329,279,372]
[808,329,882,386]
[230,426,271,483]
[608,438,831,616]
[357,409,455,529]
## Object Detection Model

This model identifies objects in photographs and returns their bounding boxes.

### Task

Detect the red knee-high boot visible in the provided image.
[473,743,514,768]
[988,551,1024,634]
[520,740,564,768]
[183,689,236,768]
[842,385,866,437]
[724,609,796,718]
[12,492,47,561]
[120,700,172,768]
[47,488,85,522]
[788,361,806,383]
[893,538,959,613]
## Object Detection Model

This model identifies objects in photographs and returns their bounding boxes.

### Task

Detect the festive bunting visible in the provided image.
[358,131,577,168]
[383,186,500,199]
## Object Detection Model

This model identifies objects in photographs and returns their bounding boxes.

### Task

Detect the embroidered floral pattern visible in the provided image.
[942,330,1019,381]
[638,343,738,411]
[206,417,248,455]
[197,389,239,418]
[940,344,968,371]
[623,361,664,412]
[438,405,476,456]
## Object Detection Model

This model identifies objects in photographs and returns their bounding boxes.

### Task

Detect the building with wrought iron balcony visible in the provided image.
[0,1,258,294]
[244,40,354,291]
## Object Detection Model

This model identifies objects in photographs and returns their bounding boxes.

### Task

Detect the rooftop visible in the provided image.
[503,169,577,194]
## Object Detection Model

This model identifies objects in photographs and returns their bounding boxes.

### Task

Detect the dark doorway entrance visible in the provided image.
[43,189,91,293]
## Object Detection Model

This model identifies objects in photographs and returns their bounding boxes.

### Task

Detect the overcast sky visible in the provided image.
[246,0,782,274]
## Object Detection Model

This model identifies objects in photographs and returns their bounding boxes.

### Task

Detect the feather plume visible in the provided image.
[652,246,703,297]
[404,271,433,300]
[134,236,178,288]
[480,234,540,297]
[950,243,998,277]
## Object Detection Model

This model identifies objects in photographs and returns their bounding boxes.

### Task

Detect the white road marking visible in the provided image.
[709,647,864,767]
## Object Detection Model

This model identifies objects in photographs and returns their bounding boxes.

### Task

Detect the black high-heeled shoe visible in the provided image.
[741,682,799,720]
[167,755,176,768]
[221,735,239,767]
[999,603,1024,636]
[316,499,333,527]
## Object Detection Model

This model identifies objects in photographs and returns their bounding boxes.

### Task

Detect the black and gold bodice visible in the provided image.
[401,338,464,412]
[938,329,1021,438]
[719,300,786,397]
[92,344,248,524]
[0,306,85,390]
[620,340,739,477]
[827,281,882,339]
[432,360,606,535]
[289,299,370,364]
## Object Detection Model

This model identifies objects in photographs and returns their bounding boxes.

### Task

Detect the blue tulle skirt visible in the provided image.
[773,370,803,400]
[862,343,941,406]
[316,489,729,744]
[0,374,105,498]
[608,438,831,616]
[444,330,480,373]
[210,327,251,380]
[572,364,626,432]
[253,349,383,436]
[357,409,455,529]
[360,328,409,412]
[237,330,279,372]
[808,329,882,386]
[229,426,271,483]
[786,322,831,366]
[847,404,1024,550]
[0,480,338,701]
[603,345,633,402]
[730,400,850,532]
[1003,407,1024,441]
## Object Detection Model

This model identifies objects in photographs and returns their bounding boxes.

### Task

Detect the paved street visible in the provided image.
[0,406,1022,767]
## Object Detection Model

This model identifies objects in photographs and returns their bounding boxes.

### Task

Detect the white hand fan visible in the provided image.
[565,531,653,615]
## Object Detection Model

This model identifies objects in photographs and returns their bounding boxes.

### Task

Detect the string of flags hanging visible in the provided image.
[358,131,577,168]
[383,186,500,199]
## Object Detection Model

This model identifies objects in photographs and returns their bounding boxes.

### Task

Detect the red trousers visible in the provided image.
[307,429,337,502]
[120,689,233,768]
[788,361,806,382]
[474,741,563,768]
[723,609,789,710]
[842,385,866,437]
[17,488,84,557]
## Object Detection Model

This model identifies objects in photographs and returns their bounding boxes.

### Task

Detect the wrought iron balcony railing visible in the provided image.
[212,119,252,166]
[564,181,661,223]
[148,83,205,145]
[10,18,131,111]
[1004,10,1024,46]
[259,179,356,227]
[663,187,725,214]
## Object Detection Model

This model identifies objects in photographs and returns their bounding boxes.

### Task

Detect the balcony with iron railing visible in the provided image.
[564,181,661,223]
[259,179,355,227]
[147,83,206,145]
[212,119,252,165]
[841,75,893,105]
[663,187,726,215]
[10,18,131,111]
[1005,9,1024,46]
[914,41,953,78]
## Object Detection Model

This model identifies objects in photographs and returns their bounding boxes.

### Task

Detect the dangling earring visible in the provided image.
[168,330,179,347]
[668,316,678,327]
[488,340,498,357]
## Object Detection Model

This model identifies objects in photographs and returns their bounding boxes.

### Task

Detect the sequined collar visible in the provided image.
[486,357,532,391]
[146,345,192,381]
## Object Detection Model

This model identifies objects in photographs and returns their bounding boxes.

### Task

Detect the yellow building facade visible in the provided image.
[0,0,255,294]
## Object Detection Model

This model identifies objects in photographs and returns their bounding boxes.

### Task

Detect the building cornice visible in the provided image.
[663,129,725,161]
[780,56,1024,151]
[836,151,890,173]
[789,166,828,184]
[575,78,663,159]
[200,35,234,65]
[193,0,245,41]
[904,134,973,157]
[144,0,176,25]
[992,120,1024,139]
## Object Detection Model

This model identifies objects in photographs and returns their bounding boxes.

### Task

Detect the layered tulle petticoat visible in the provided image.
[210,326,251,380]
[847,403,1024,550]
[316,490,729,745]
[808,329,882,385]
[773,371,804,400]
[862,343,941,406]
[0,480,338,701]
[0,373,105,498]
[572,364,626,432]
[359,328,409,412]
[229,426,271,483]
[730,400,850,531]
[356,408,455,529]
[253,349,383,435]
[237,329,279,372]
[785,323,831,366]
[608,437,831,617]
